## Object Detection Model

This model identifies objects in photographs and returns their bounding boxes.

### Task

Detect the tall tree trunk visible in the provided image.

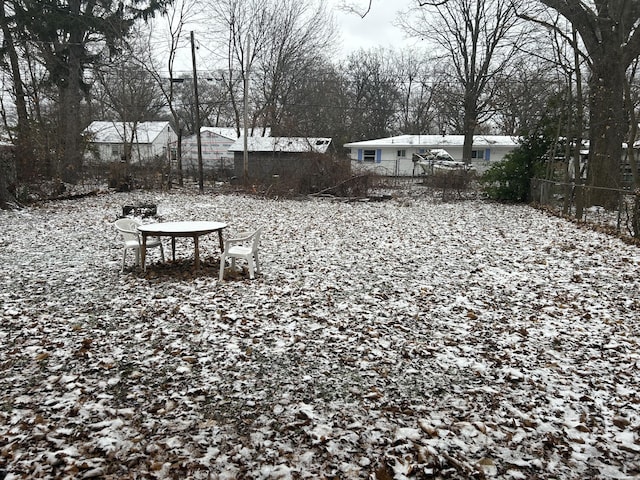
[573,29,585,220]
[586,57,626,209]
[462,93,477,164]
[0,146,18,209]
[58,85,83,183]
[624,69,640,237]
[0,0,33,182]
[57,43,85,183]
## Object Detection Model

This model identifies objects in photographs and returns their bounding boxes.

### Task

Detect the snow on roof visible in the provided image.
[344,134,519,148]
[201,126,271,140]
[228,137,332,154]
[85,121,171,144]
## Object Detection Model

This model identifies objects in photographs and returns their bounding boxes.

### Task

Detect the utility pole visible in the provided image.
[243,33,250,184]
[191,31,204,193]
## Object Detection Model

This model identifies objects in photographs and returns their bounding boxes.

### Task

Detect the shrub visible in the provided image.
[480,133,552,203]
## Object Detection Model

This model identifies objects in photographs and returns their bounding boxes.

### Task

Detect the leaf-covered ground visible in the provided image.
[1,189,639,479]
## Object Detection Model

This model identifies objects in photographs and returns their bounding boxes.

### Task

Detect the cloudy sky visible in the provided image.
[164,0,424,73]
[329,0,421,56]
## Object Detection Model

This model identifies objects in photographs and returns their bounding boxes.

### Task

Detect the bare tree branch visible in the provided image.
[342,0,448,18]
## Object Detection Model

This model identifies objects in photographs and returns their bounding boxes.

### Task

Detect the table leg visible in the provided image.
[217,230,224,252]
[171,237,176,261]
[141,234,147,271]
[194,235,200,270]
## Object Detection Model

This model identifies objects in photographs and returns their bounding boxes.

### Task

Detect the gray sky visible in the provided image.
[330,0,419,56]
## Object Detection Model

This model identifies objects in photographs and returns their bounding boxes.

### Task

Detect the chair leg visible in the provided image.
[248,260,255,279]
[254,252,260,274]
[159,243,165,262]
[219,255,226,281]
[121,249,127,273]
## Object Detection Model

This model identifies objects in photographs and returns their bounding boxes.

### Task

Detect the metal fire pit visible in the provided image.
[122,204,157,218]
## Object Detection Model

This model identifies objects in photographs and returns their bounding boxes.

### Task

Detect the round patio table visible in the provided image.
[137,221,227,271]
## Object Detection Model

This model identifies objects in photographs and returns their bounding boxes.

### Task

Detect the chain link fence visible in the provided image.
[531,178,640,241]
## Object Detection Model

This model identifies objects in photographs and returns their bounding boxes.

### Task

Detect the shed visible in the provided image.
[228,137,332,182]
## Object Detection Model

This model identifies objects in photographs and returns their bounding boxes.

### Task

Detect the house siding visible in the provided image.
[345,135,519,176]
[180,131,235,173]
[84,122,176,165]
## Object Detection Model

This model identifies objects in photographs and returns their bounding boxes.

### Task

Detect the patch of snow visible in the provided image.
[1,190,640,478]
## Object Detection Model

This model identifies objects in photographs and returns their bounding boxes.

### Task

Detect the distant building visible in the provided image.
[344,134,520,176]
[84,121,176,164]
[228,137,333,182]
[180,127,271,175]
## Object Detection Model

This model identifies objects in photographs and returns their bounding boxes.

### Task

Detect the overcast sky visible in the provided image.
[329,0,420,57]
[166,0,422,73]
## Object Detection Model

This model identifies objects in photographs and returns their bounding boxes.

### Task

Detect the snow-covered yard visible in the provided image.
[1,189,639,479]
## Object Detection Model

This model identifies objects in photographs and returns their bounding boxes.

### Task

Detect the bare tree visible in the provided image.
[93,42,167,163]
[206,0,270,136]
[395,52,441,134]
[343,48,401,140]
[273,62,350,140]
[0,0,31,188]
[400,0,526,163]
[143,0,203,186]
[489,53,562,137]
[527,1,640,208]
[253,0,335,133]
[206,0,336,137]
[623,59,640,235]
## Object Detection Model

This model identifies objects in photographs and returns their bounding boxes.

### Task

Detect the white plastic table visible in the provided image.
[137,221,227,270]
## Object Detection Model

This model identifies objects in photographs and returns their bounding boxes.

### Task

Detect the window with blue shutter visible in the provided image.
[363,150,376,163]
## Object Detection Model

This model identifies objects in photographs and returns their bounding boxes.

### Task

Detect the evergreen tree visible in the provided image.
[7,0,170,182]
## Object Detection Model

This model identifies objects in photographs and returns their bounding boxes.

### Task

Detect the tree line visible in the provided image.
[1,0,640,210]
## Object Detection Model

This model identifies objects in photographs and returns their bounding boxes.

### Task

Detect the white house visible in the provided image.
[84,121,176,164]
[344,134,520,176]
[180,126,272,173]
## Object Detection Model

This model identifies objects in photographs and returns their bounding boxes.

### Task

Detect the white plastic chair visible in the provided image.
[114,218,164,272]
[219,228,262,281]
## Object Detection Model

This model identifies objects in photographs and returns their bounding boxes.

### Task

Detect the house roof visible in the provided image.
[344,134,519,148]
[201,126,271,140]
[228,137,332,154]
[85,121,172,144]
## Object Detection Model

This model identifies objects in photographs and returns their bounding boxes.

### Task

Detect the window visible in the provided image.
[111,144,123,158]
[471,149,485,159]
[397,149,406,158]
[363,149,376,163]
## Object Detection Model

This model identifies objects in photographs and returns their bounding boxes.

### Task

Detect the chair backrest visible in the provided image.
[225,227,262,254]
[250,228,262,252]
[114,218,141,243]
